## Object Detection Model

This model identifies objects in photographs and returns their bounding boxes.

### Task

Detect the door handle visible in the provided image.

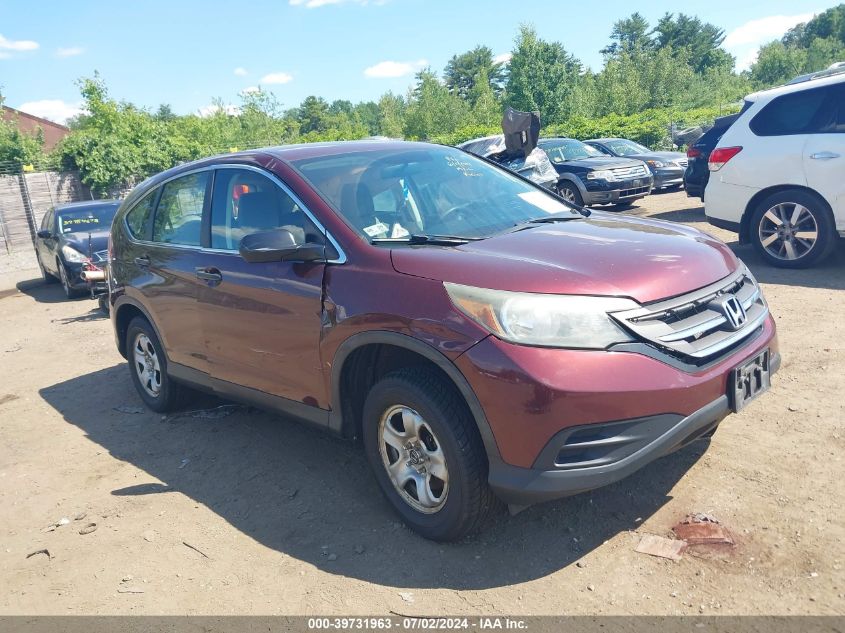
[134,256,150,268]
[195,267,223,283]
[810,151,841,160]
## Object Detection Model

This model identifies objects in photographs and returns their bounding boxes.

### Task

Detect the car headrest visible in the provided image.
[238,192,282,232]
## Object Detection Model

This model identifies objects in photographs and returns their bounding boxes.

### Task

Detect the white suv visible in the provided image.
[705,70,845,268]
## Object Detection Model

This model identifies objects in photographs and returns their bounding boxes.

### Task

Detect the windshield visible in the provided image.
[603,139,650,156]
[56,204,119,234]
[290,146,577,241]
[540,139,605,163]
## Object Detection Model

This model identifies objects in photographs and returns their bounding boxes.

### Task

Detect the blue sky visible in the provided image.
[0,0,836,123]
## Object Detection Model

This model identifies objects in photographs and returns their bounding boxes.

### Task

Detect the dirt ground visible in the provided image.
[0,190,843,616]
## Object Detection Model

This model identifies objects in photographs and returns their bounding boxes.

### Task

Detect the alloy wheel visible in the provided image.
[378,405,449,514]
[133,332,162,398]
[758,202,818,261]
[559,187,577,203]
[59,263,72,297]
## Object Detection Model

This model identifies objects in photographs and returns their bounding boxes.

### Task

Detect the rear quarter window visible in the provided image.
[125,189,158,241]
[750,86,833,136]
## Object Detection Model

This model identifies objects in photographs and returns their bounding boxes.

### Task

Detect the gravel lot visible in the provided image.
[1,190,843,615]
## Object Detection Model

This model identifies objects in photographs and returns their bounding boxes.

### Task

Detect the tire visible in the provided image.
[98,295,109,314]
[557,182,584,207]
[57,259,81,298]
[125,316,194,413]
[362,367,500,541]
[38,255,58,284]
[750,189,837,269]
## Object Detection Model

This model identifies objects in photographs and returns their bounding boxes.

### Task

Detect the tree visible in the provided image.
[404,69,470,139]
[377,92,405,138]
[505,25,583,124]
[468,70,501,127]
[783,4,845,48]
[297,96,330,134]
[353,101,380,135]
[652,13,734,74]
[602,13,652,57]
[443,45,506,101]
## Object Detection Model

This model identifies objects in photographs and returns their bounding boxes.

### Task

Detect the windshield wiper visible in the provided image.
[371,234,482,246]
[525,211,586,224]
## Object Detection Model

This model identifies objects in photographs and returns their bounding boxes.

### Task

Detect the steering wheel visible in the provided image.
[438,202,475,228]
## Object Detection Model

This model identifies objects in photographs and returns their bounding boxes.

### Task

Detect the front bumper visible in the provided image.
[455,315,779,505]
[63,261,89,290]
[652,168,685,188]
[583,176,653,205]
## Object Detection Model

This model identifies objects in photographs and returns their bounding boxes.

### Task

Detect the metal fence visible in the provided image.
[0,170,93,267]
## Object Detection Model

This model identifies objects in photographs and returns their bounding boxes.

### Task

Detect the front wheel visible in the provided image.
[750,190,837,268]
[57,260,81,298]
[362,368,500,541]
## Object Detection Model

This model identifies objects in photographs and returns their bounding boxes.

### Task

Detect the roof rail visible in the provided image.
[786,61,845,85]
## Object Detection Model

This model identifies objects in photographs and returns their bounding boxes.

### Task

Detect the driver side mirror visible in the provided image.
[239,229,325,264]
[36,229,53,239]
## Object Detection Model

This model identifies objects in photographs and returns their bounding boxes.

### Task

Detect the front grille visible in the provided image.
[619,186,650,197]
[610,164,649,180]
[612,268,768,362]
[676,159,688,168]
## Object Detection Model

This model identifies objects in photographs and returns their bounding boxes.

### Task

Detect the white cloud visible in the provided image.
[290,0,387,7]
[364,59,427,78]
[0,33,39,52]
[234,67,248,76]
[56,46,84,58]
[259,72,293,84]
[724,12,816,71]
[17,99,83,124]
[493,52,512,65]
[198,103,240,117]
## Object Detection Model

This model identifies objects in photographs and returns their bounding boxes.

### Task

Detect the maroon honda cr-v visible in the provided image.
[109,141,779,541]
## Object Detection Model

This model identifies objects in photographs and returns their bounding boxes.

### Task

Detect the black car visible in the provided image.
[35,200,121,298]
[584,138,687,190]
[683,114,740,200]
[537,138,653,207]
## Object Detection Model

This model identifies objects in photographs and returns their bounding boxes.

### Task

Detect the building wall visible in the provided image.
[1,107,71,151]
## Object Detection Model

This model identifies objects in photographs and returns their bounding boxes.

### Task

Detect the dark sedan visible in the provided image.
[537,138,652,207]
[35,200,121,298]
[585,138,687,190]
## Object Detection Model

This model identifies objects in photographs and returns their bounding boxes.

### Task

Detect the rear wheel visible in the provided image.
[557,182,584,206]
[126,316,194,412]
[750,190,837,268]
[362,368,499,541]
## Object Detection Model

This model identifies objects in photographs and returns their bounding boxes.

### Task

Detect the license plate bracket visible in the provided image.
[729,349,771,412]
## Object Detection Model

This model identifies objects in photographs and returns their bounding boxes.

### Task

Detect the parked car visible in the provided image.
[536,138,653,207]
[584,138,687,190]
[110,141,779,540]
[705,72,845,268]
[457,134,558,190]
[36,200,121,298]
[683,113,744,200]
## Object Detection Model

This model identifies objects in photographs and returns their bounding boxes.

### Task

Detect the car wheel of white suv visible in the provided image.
[750,189,838,269]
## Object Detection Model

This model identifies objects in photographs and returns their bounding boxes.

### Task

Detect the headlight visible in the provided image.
[645,160,666,169]
[586,170,614,181]
[444,283,638,348]
[61,245,88,263]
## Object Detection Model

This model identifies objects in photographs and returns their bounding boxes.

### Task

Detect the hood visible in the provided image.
[61,230,109,257]
[391,213,739,304]
[553,156,643,170]
[627,151,686,163]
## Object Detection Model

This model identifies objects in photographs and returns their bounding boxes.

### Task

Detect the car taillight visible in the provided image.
[687,147,702,158]
[709,146,742,171]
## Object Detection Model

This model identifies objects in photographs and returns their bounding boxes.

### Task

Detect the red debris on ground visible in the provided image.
[672,513,735,545]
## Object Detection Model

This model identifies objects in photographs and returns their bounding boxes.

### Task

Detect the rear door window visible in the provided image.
[750,86,834,136]
[152,172,210,246]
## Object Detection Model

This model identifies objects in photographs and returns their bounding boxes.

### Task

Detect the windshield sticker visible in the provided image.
[61,217,100,228]
[363,220,390,238]
[517,191,570,214]
[390,223,410,238]
[445,156,480,177]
